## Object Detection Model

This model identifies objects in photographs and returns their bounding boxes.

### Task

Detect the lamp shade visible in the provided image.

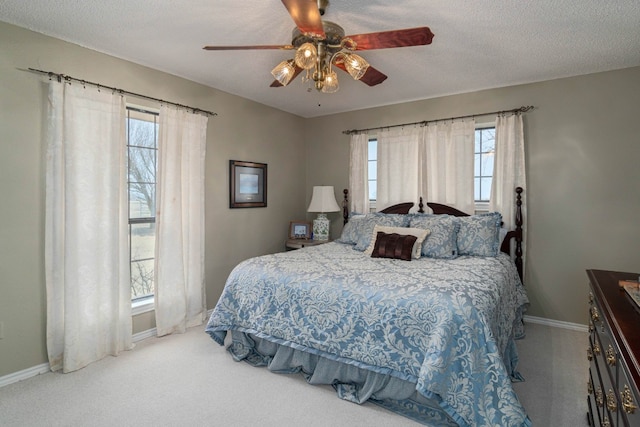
[271,60,296,86]
[344,53,370,80]
[307,186,340,213]
[321,70,339,93]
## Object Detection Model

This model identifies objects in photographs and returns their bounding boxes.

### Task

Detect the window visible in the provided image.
[366,126,496,210]
[368,138,377,205]
[126,107,158,307]
[474,126,495,204]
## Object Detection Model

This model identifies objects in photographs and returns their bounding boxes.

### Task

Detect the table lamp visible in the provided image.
[307,186,340,241]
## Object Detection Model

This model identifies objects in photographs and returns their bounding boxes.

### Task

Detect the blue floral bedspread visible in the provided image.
[206,242,530,427]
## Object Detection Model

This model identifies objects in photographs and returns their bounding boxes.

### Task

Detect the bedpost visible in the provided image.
[514,187,524,283]
[418,197,424,213]
[343,189,349,225]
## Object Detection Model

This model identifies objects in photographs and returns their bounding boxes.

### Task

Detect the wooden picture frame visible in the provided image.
[229,160,267,208]
[289,221,311,239]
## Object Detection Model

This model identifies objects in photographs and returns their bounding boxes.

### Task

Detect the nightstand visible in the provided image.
[285,239,330,250]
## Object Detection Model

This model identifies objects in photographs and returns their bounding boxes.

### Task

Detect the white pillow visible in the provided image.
[364,225,431,259]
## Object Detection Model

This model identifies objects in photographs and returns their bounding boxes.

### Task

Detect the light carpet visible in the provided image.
[0,321,588,426]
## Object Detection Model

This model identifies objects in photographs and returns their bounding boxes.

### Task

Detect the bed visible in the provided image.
[206,188,530,426]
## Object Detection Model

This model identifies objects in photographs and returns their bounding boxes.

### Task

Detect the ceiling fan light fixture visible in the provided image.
[343,53,370,81]
[271,59,296,86]
[294,42,317,70]
[321,70,339,93]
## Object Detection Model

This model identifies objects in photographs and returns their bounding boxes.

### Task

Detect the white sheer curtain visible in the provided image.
[154,106,208,337]
[420,119,475,214]
[490,114,526,231]
[45,81,132,373]
[376,127,421,211]
[348,133,369,214]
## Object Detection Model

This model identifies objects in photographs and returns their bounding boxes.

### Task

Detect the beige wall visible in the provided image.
[306,67,640,327]
[0,21,307,377]
[2,18,639,379]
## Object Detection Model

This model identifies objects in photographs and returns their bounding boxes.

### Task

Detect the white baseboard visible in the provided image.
[523,314,588,333]
[0,328,157,389]
[0,363,50,389]
[0,313,584,389]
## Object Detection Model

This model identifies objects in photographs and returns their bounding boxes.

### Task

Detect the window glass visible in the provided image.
[368,138,377,202]
[474,127,495,202]
[126,107,158,301]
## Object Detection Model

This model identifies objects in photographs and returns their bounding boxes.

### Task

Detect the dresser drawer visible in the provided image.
[589,285,623,426]
[589,367,603,426]
[587,270,640,427]
[594,314,618,379]
[592,334,620,426]
[618,362,640,426]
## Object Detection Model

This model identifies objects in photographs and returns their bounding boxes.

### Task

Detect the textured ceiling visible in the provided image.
[2,0,639,118]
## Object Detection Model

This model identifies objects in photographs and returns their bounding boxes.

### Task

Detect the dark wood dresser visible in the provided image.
[588,269,640,426]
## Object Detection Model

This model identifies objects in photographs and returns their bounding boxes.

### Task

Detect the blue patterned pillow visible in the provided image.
[456,212,502,257]
[343,214,410,251]
[336,213,366,245]
[408,214,459,259]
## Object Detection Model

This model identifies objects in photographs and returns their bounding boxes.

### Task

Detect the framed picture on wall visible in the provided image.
[289,221,311,239]
[229,160,267,208]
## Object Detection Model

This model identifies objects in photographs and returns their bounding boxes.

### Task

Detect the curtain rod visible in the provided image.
[342,105,533,135]
[26,68,218,117]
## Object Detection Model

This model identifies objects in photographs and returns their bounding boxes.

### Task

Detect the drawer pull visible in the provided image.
[589,292,594,304]
[588,321,594,333]
[588,377,594,395]
[591,306,600,322]
[607,389,617,412]
[606,345,616,366]
[622,385,637,414]
[596,387,604,407]
[602,415,611,427]
[587,346,593,361]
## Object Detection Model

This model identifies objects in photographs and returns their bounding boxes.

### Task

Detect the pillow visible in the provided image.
[370,232,417,261]
[345,213,410,251]
[456,212,502,257]
[336,213,366,245]
[364,225,430,259]
[408,214,459,259]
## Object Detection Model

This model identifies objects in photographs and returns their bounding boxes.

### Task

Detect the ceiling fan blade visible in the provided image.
[270,65,304,87]
[359,66,388,86]
[203,45,294,51]
[346,27,434,50]
[281,0,325,38]
[334,62,388,86]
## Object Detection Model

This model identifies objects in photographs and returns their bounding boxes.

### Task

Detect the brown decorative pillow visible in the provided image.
[370,232,418,261]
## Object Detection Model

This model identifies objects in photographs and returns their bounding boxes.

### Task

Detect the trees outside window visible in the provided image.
[126,107,158,301]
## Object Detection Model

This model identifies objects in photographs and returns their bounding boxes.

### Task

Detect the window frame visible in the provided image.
[474,123,496,212]
[126,105,159,314]
[367,137,377,212]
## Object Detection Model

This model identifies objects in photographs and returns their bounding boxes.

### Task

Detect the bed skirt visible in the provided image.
[224,330,461,426]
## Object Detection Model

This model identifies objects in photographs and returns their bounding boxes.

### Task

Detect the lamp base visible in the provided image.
[313,213,330,241]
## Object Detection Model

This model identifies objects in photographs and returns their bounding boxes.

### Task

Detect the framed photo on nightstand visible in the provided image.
[289,221,311,239]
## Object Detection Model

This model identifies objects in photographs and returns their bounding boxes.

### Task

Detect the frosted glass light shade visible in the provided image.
[271,60,296,86]
[321,70,339,93]
[307,186,340,213]
[295,43,317,70]
[344,53,370,80]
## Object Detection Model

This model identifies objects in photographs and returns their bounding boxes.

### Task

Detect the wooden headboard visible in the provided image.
[341,187,524,282]
[341,189,424,222]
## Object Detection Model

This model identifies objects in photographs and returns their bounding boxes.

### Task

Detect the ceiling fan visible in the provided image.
[203,0,434,93]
